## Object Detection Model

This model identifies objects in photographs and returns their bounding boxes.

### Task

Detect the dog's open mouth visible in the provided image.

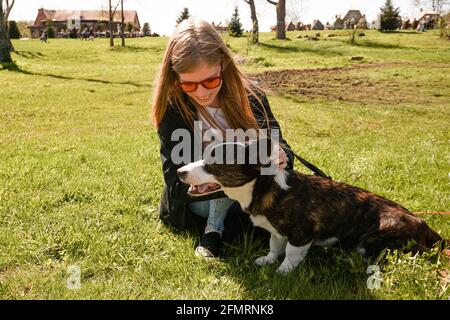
[188,183,222,196]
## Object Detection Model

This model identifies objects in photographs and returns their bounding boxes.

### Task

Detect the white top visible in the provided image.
[200,106,230,130]
[199,107,231,149]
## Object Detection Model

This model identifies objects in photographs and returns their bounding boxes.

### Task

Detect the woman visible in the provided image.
[152,19,294,258]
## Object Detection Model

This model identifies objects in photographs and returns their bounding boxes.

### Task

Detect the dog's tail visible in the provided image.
[420,222,449,256]
[441,239,450,257]
[427,231,450,257]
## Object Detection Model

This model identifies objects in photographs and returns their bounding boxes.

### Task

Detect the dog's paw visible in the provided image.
[275,261,296,274]
[255,254,277,266]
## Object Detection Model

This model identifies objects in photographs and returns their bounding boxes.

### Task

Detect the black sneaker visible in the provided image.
[195,232,222,258]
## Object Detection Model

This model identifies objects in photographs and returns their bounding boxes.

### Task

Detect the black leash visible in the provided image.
[291,151,332,181]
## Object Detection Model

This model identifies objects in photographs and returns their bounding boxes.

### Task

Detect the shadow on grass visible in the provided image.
[352,40,406,49]
[260,41,345,57]
[378,30,422,35]
[15,51,45,59]
[1,61,32,74]
[222,233,377,300]
[111,45,163,53]
[0,61,148,88]
[259,42,300,53]
[176,204,376,299]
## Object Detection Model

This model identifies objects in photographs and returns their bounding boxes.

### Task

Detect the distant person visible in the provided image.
[40,31,47,43]
[81,27,89,40]
[152,19,293,258]
[88,27,95,41]
[417,23,425,32]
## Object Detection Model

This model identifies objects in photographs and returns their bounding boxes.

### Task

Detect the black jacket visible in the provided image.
[157,92,294,233]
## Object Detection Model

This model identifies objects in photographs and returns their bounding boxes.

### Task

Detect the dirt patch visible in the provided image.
[250,62,449,105]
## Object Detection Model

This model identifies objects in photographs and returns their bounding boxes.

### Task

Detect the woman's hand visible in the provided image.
[277,146,288,170]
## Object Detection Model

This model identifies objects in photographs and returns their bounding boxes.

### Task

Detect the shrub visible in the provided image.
[228,7,243,37]
[8,20,21,39]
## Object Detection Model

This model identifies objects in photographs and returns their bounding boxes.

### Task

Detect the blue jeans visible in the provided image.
[188,198,236,234]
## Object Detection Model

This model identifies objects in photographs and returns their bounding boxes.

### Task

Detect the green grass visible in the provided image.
[0,31,449,299]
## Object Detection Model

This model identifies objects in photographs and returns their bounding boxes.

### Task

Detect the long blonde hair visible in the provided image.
[152,19,266,131]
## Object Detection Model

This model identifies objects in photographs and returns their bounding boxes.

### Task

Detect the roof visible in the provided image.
[34,8,139,24]
[343,10,363,22]
[404,9,439,21]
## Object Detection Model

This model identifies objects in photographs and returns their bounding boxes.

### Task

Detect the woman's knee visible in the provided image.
[209,198,236,215]
[189,198,236,220]
[188,200,210,219]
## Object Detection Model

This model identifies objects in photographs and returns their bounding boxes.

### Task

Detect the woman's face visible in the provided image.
[177,61,222,107]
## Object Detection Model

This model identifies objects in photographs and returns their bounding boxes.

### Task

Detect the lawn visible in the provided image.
[0,30,449,299]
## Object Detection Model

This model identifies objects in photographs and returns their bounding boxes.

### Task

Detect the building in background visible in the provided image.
[29,8,141,38]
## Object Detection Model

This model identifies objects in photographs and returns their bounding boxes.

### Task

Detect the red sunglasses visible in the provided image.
[178,60,223,93]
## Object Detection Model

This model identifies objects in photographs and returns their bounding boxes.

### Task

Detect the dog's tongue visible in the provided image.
[197,183,210,193]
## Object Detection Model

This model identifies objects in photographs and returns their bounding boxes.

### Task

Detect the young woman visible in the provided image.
[152,19,294,258]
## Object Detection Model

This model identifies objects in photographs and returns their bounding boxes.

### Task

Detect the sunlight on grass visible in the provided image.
[0,31,449,299]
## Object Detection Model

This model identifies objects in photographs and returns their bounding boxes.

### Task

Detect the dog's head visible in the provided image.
[177,139,278,196]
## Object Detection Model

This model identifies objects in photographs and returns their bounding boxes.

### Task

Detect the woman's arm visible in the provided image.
[157,106,191,202]
[158,131,190,202]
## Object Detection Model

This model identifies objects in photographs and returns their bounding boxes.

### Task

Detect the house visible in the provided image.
[29,8,141,38]
[332,16,344,30]
[371,14,382,30]
[296,22,310,31]
[311,20,324,30]
[342,10,363,29]
[286,21,296,31]
[357,15,368,29]
[417,11,440,29]
[212,22,227,33]
[401,9,440,31]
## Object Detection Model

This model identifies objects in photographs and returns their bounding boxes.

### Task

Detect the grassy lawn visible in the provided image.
[0,30,449,299]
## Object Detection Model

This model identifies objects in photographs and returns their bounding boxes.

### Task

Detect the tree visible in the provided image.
[8,20,19,39]
[286,0,307,24]
[414,0,450,15]
[1,0,14,52]
[243,0,259,44]
[228,6,244,37]
[46,19,55,38]
[176,8,190,26]
[16,21,30,38]
[142,22,151,36]
[126,22,133,33]
[0,0,12,62]
[120,0,125,47]
[402,18,412,30]
[438,12,450,38]
[379,0,402,32]
[267,0,286,39]
[108,0,120,47]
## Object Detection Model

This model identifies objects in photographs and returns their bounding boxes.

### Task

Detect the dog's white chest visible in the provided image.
[250,215,283,237]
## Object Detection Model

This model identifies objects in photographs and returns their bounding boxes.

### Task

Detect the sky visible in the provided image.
[10,0,434,36]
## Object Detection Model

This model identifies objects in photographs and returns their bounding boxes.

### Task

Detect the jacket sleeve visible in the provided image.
[158,130,190,202]
[250,93,295,170]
